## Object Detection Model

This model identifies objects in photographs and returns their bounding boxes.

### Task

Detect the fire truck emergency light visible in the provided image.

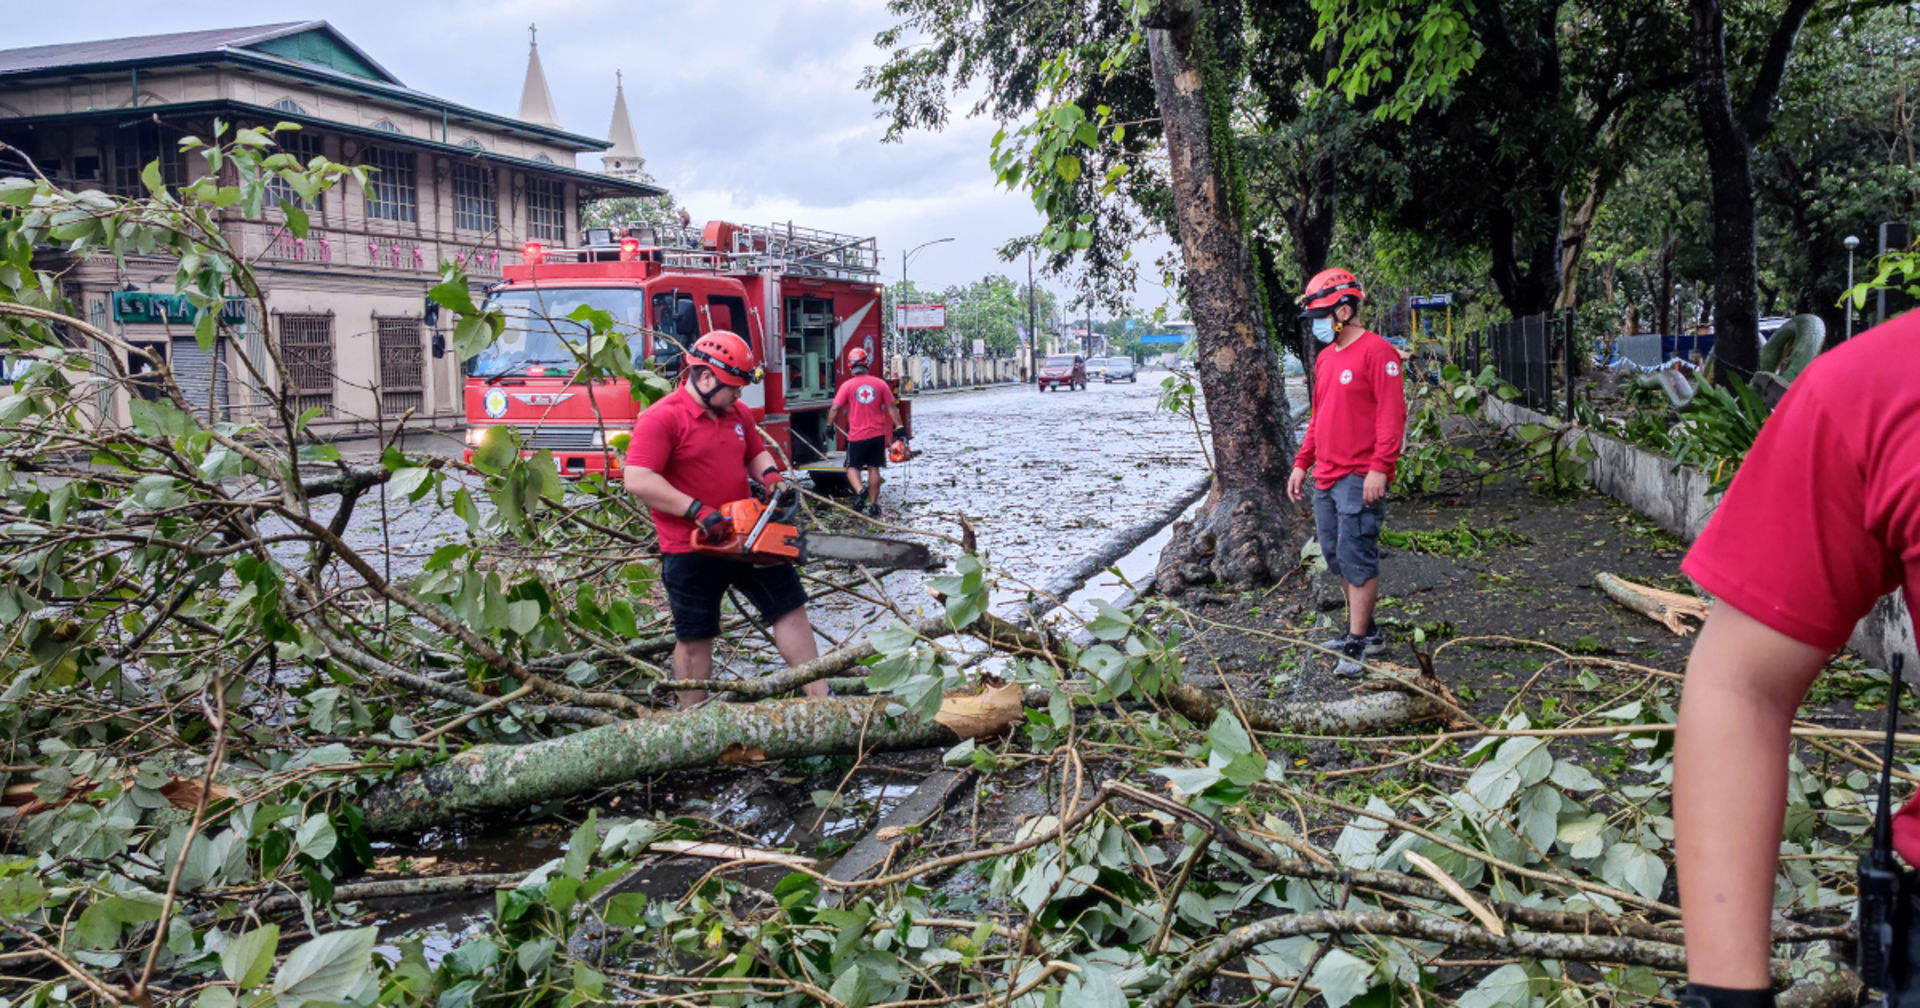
[522,241,544,265]
[619,237,642,261]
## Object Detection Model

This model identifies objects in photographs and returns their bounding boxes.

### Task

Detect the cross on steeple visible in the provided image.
[529,23,537,45]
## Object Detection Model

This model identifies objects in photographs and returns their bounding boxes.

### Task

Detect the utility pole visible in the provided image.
[1026,248,1038,383]
[901,237,954,353]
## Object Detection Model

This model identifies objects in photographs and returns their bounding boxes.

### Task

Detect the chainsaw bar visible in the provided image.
[801,533,935,571]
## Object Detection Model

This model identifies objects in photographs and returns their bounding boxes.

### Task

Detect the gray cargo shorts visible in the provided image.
[1312,472,1385,586]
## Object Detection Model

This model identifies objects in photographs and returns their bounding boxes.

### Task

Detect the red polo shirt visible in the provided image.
[833,374,896,440]
[1293,329,1408,488]
[1681,309,1920,859]
[625,387,765,553]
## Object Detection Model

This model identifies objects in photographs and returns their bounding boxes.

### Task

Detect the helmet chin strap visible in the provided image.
[690,368,727,415]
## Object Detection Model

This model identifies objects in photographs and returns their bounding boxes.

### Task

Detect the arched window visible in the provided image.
[534,153,555,165]
[371,119,403,135]
[459,138,484,151]
[270,97,308,115]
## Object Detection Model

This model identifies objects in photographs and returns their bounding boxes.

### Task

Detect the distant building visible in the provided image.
[0,21,662,433]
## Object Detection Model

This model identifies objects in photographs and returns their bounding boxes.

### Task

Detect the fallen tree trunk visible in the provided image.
[1162,678,1448,735]
[357,684,1024,834]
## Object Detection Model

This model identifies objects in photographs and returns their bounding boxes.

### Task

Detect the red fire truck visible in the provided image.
[459,220,903,484]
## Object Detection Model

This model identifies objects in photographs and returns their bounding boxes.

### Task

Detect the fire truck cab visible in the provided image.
[461,220,903,484]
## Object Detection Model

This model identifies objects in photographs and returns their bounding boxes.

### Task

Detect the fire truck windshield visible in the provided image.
[467,288,650,377]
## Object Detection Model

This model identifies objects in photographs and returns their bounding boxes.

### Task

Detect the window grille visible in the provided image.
[270,97,308,115]
[459,138,484,151]
[372,119,404,134]
[263,129,324,211]
[276,312,334,417]
[452,162,497,233]
[375,316,424,416]
[362,146,415,222]
[526,177,565,242]
[109,124,187,197]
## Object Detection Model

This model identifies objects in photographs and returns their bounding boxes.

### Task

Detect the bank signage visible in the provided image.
[112,292,249,326]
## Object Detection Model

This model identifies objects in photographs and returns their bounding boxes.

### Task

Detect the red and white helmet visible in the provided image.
[686,331,761,386]
[1297,267,1366,318]
[847,347,870,369]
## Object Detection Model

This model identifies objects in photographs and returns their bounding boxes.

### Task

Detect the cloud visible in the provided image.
[3,0,1175,308]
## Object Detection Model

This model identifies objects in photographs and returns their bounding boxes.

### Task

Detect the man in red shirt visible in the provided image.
[1673,309,1920,1008]
[1285,268,1408,677]
[622,331,827,709]
[827,346,906,517]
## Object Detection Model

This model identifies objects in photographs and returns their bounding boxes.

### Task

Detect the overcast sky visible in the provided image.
[9,0,1177,315]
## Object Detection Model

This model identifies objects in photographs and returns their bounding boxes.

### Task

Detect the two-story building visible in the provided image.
[0,21,663,433]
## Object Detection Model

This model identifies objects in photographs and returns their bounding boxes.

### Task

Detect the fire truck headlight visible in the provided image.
[464,426,487,448]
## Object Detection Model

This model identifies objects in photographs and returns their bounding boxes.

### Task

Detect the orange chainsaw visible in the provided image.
[688,489,932,570]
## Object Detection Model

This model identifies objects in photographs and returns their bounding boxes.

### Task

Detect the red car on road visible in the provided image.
[1037,354,1087,391]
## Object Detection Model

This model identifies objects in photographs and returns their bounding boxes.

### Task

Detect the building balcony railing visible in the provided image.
[232,218,516,280]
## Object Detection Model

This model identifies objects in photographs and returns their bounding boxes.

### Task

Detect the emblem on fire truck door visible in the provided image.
[511,392,576,407]
[483,388,509,418]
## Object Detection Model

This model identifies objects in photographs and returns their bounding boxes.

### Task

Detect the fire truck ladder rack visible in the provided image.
[611,221,881,283]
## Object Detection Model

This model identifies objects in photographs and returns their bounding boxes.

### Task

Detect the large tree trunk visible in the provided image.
[1145,0,1303,594]
[357,685,1024,835]
[1689,0,1818,382]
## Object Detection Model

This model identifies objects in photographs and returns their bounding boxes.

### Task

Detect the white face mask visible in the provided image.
[1311,315,1337,344]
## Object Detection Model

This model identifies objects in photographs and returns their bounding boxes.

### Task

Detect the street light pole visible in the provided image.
[900,237,955,346]
[1844,234,1861,340]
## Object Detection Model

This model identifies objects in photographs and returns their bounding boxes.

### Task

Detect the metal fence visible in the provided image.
[1464,309,1578,420]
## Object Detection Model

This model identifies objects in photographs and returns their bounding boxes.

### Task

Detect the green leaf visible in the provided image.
[221,924,279,988]
[507,599,542,636]
[386,466,433,500]
[1455,963,1536,1008]
[280,201,310,238]
[1309,948,1377,1008]
[142,160,166,196]
[271,925,377,1001]
[1054,155,1082,182]
[1151,766,1224,797]
[473,425,520,473]
[869,620,919,654]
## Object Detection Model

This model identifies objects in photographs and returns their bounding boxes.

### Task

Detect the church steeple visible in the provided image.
[517,24,562,129]
[601,70,645,180]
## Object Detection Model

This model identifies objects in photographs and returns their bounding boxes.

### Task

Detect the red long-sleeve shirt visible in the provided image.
[1293,330,1408,489]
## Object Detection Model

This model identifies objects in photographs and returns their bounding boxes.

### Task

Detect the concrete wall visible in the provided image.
[886,355,1024,393]
[1483,397,1916,671]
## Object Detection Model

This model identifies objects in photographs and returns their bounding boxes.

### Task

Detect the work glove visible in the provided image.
[1674,984,1776,1008]
[893,427,909,442]
[686,500,733,543]
[759,468,799,512]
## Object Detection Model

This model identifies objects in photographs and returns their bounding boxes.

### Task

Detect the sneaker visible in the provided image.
[1331,637,1368,679]
[1322,625,1388,656]
[864,498,882,518]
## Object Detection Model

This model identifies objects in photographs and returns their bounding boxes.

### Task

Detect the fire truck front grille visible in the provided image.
[517,426,603,452]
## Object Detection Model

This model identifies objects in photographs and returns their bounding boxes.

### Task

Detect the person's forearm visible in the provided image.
[748,451,781,484]
[1674,611,1824,988]
[625,467,695,517]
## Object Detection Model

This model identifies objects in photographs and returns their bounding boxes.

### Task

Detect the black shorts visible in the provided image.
[846,435,888,469]
[660,552,809,641]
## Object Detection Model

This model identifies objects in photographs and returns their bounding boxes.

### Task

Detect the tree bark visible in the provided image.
[1145,0,1303,594]
[1689,0,1818,382]
[1162,679,1446,735]
[356,685,1024,835]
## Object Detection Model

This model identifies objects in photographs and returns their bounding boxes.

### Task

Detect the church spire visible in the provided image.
[601,70,645,180]
[517,23,562,129]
